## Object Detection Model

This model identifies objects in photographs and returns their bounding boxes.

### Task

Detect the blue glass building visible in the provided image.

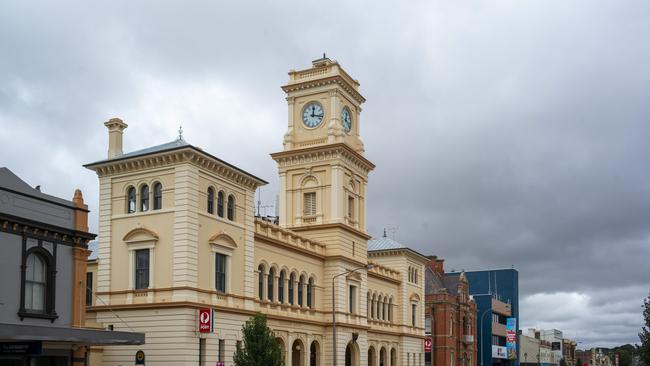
[447,269,519,366]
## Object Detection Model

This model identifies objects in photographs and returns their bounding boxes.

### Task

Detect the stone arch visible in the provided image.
[380,347,387,366]
[300,175,319,188]
[122,227,159,243]
[390,348,397,366]
[275,337,287,365]
[345,340,359,366]
[291,338,305,366]
[368,345,377,366]
[309,340,320,366]
[208,232,238,248]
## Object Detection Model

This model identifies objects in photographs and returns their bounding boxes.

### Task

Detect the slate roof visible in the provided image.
[0,167,76,208]
[426,269,462,296]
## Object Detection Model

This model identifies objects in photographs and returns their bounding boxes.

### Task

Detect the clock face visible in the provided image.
[341,107,352,133]
[302,102,324,128]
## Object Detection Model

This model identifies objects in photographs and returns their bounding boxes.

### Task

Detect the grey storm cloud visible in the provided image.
[1,0,649,348]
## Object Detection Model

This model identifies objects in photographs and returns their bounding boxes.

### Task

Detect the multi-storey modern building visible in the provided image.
[84,57,428,366]
[424,256,477,366]
[0,168,143,366]
[448,269,519,366]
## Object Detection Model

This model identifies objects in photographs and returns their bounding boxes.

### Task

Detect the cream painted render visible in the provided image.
[85,57,428,366]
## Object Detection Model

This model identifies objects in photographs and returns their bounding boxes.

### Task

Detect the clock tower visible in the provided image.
[271,56,375,259]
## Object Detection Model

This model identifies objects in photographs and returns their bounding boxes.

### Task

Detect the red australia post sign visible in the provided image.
[424,338,432,352]
[198,308,212,333]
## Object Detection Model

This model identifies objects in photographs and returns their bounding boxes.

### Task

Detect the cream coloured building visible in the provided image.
[85,57,429,366]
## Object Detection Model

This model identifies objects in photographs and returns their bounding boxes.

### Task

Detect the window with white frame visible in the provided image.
[134,249,150,289]
[349,285,357,314]
[215,253,226,293]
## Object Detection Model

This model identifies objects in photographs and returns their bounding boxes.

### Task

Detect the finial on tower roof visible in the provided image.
[178,125,184,141]
[383,228,387,238]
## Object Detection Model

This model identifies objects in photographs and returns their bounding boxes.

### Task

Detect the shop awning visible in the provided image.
[0,323,144,345]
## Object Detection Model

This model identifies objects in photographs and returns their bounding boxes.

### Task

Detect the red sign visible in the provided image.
[424,338,432,352]
[198,308,212,333]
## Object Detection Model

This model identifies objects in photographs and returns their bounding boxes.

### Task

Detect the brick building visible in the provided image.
[425,256,478,366]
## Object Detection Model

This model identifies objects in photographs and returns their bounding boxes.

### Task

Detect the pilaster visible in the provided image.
[96,176,112,304]
[172,164,200,301]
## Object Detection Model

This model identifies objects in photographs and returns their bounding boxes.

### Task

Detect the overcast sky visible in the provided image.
[1,0,649,348]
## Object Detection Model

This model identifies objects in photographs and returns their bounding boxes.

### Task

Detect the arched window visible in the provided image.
[288,273,296,305]
[298,275,305,307]
[450,316,454,335]
[127,186,136,213]
[388,297,393,321]
[258,264,265,300]
[153,182,162,210]
[382,298,386,320]
[310,341,319,366]
[207,187,215,214]
[307,277,314,308]
[140,185,149,212]
[371,294,376,319]
[227,195,235,221]
[24,253,47,311]
[268,268,275,302]
[278,271,285,303]
[217,191,224,217]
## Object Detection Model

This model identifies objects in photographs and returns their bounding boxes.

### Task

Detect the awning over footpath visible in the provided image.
[0,323,144,345]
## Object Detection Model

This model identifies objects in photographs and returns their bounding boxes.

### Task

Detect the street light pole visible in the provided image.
[332,264,373,366]
[479,308,492,366]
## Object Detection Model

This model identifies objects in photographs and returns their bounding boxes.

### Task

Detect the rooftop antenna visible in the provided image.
[177,125,184,141]
[383,228,387,238]
[386,225,399,240]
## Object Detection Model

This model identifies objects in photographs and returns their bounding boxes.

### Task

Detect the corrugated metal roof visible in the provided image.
[86,138,190,166]
[367,236,407,251]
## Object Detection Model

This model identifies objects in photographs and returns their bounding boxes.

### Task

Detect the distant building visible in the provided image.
[425,256,478,366]
[448,268,519,366]
[0,167,143,365]
[562,339,577,366]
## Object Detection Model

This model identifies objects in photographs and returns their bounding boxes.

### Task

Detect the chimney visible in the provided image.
[72,189,89,232]
[425,256,446,277]
[104,117,128,158]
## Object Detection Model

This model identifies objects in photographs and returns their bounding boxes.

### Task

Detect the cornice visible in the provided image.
[85,146,267,190]
[289,222,373,241]
[271,143,375,174]
[282,75,366,104]
[0,212,96,247]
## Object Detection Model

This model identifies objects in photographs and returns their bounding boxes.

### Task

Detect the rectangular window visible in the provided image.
[412,304,417,326]
[348,285,356,314]
[85,272,93,306]
[199,338,206,365]
[219,339,225,362]
[425,315,432,335]
[134,249,150,289]
[215,253,226,293]
[348,196,354,218]
[303,192,316,216]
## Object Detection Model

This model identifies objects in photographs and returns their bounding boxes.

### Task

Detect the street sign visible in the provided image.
[0,342,42,355]
[424,338,432,352]
[199,308,212,333]
[135,350,145,365]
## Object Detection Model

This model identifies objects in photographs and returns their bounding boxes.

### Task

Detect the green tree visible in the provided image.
[576,358,583,366]
[641,292,650,366]
[234,312,283,366]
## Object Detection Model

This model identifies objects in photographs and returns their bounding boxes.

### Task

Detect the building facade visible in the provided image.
[84,57,428,366]
[424,256,478,366]
[0,168,143,366]
[449,269,519,366]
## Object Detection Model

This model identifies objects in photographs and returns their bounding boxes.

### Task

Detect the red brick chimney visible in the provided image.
[426,256,446,277]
